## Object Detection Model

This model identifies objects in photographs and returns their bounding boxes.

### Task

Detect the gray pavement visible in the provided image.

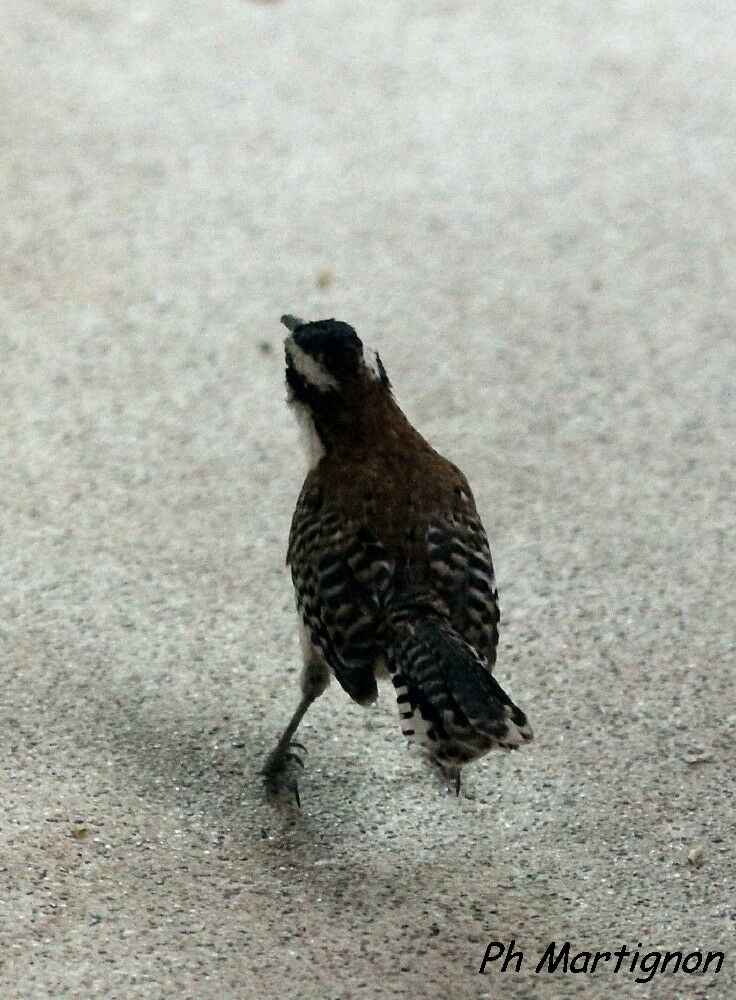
[1,2,734,997]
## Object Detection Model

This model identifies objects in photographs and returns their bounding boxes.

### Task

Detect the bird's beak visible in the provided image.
[281,314,305,333]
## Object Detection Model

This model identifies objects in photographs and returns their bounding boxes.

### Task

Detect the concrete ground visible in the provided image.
[1,1,734,998]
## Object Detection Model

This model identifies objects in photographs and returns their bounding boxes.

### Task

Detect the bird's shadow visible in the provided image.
[22,671,570,995]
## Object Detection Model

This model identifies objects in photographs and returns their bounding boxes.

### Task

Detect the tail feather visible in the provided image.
[386,614,532,766]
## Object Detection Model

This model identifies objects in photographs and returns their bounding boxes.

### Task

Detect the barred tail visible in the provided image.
[385,615,532,767]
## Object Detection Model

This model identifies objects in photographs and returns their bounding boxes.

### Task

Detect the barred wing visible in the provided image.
[425,503,500,666]
[287,481,393,704]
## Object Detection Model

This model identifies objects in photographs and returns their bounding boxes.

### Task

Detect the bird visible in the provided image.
[261,314,532,803]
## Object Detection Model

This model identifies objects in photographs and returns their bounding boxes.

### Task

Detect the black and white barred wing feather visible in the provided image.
[426,500,500,665]
[386,486,529,765]
[287,477,393,705]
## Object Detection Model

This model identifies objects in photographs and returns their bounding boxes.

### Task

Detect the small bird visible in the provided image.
[262,315,532,802]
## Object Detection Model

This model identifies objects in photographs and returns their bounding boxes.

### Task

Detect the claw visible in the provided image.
[261,741,307,807]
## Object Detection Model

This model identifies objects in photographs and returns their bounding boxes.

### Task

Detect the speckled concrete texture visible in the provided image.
[1,2,734,998]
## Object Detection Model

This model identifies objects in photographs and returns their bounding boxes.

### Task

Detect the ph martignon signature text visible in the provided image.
[479,940,725,985]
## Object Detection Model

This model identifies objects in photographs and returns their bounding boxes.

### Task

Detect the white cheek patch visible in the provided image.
[286,339,338,391]
[365,349,384,381]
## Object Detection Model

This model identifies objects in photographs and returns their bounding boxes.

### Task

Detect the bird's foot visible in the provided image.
[260,741,307,807]
[428,755,463,796]
[447,765,462,796]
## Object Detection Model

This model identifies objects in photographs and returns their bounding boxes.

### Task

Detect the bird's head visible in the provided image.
[281,314,395,464]
[282,314,390,407]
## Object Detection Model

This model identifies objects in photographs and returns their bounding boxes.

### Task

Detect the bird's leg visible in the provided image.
[261,657,329,806]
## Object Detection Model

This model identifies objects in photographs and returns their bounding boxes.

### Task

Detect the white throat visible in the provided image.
[289,397,325,470]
